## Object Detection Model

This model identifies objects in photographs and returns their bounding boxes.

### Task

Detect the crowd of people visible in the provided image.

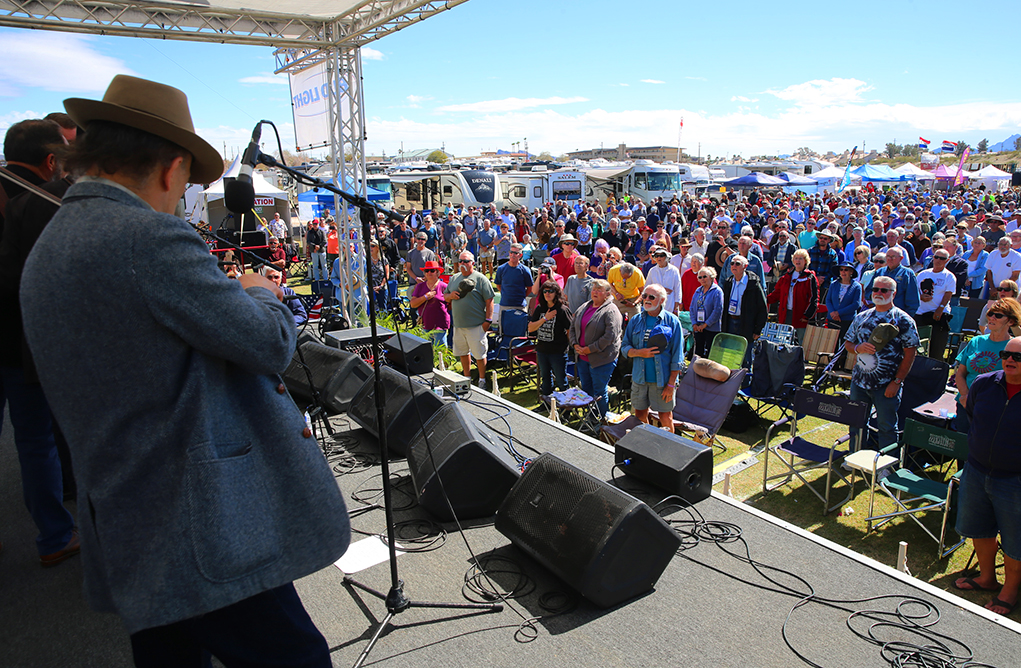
[3,73,1021,668]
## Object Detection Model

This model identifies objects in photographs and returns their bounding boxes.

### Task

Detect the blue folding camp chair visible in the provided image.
[762,388,869,514]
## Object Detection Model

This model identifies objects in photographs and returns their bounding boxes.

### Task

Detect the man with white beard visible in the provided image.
[843,275,920,451]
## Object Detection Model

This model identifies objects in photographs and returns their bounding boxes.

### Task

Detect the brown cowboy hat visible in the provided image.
[64,75,223,183]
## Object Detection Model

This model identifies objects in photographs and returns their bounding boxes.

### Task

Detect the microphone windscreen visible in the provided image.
[224,178,255,214]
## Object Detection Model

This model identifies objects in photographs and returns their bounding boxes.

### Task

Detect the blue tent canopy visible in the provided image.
[851,164,913,182]
[724,171,787,187]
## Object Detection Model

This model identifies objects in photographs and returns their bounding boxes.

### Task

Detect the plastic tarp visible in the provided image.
[723,171,787,187]
[804,165,861,187]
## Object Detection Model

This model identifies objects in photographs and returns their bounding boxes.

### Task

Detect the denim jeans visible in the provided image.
[0,365,75,554]
[577,357,616,417]
[310,251,328,281]
[537,351,567,395]
[849,382,902,450]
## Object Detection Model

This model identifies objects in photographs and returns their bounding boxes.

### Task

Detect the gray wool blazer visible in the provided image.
[21,180,350,633]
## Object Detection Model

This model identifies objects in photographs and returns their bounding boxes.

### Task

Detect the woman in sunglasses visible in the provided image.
[979,280,1020,334]
[408,260,450,347]
[954,298,1021,434]
[528,280,573,396]
[954,331,1021,616]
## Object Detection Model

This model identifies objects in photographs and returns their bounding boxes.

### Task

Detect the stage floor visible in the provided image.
[2,386,1020,668]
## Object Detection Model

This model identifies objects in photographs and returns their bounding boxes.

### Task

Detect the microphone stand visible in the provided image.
[255,154,501,667]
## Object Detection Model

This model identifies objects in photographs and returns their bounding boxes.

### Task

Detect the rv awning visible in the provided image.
[581,166,633,182]
[388,172,442,184]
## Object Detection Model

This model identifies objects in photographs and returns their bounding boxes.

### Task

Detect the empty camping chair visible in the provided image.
[486,308,533,388]
[866,419,968,558]
[741,338,805,420]
[762,388,869,514]
[708,332,749,370]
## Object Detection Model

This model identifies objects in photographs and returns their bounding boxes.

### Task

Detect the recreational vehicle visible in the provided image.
[500,167,586,210]
[582,161,683,204]
[388,168,499,213]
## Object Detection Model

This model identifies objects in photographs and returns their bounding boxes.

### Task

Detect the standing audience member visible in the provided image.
[528,280,572,396]
[565,255,594,314]
[367,239,389,313]
[622,284,685,431]
[721,255,768,362]
[824,262,863,341]
[306,218,328,283]
[607,261,645,319]
[444,252,495,389]
[19,75,349,665]
[953,335,1021,617]
[409,260,450,348]
[569,280,623,420]
[645,247,682,315]
[689,266,723,359]
[494,242,531,323]
[964,236,989,299]
[768,249,818,345]
[953,298,1021,434]
[680,253,705,312]
[985,236,1021,297]
[843,275,919,450]
[914,249,956,360]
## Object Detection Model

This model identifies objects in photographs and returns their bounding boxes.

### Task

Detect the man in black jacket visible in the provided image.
[720,254,768,366]
[306,218,328,283]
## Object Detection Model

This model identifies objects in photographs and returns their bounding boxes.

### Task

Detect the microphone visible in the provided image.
[224,121,263,214]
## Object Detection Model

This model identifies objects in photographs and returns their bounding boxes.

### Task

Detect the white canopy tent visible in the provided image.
[196,156,292,233]
[968,165,1012,192]
[811,165,862,190]
[894,163,936,180]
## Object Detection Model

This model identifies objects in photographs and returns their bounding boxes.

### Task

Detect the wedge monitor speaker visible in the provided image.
[281,340,373,414]
[614,423,712,505]
[405,403,520,521]
[348,366,444,456]
[495,453,681,608]
[384,332,433,375]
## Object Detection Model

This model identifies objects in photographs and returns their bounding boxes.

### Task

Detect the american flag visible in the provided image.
[307,296,324,321]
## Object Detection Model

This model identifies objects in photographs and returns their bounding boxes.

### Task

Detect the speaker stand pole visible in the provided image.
[254,155,502,667]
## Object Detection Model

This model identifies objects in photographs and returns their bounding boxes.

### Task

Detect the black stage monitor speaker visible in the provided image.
[614,423,712,505]
[406,403,520,521]
[384,332,433,375]
[1013,172,1021,188]
[282,340,373,414]
[348,366,445,456]
[495,453,681,608]
[325,326,395,351]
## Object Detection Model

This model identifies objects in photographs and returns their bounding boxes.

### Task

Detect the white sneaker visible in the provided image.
[477,379,488,391]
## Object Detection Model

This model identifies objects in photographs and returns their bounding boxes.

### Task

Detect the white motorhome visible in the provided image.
[388,168,499,213]
[500,167,586,210]
[582,161,682,203]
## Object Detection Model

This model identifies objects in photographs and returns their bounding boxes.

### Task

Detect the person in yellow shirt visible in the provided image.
[607,261,645,318]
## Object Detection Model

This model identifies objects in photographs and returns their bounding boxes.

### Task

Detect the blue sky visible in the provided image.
[2,0,1019,161]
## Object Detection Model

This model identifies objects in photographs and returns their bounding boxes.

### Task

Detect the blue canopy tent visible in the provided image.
[851,164,913,183]
[296,184,388,220]
[723,171,788,187]
[778,171,817,185]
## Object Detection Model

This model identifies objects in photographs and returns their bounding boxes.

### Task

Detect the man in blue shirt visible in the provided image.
[862,247,920,316]
[622,284,684,432]
[494,243,532,323]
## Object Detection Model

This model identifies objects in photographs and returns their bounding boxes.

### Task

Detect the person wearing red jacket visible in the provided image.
[767,248,818,344]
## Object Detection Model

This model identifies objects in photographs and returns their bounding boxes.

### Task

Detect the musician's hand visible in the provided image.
[239,273,284,302]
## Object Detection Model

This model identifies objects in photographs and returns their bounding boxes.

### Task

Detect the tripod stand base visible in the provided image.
[343,575,503,668]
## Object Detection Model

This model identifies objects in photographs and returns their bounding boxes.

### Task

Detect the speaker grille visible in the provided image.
[282,341,368,413]
[348,366,445,456]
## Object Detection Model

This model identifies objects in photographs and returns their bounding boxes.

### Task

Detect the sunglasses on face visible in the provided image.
[997,287,1014,293]
[934,256,949,261]
[999,350,1021,362]
[872,287,892,294]
[641,294,659,301]
[542,288,557,294]
[458,260,472,264]
[423,269,438,273]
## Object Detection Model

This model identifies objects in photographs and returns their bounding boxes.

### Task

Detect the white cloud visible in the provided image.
[641,79,665,84]
[239,73,288,85]
[437,96,589,113]
[361,47,385,61]
[364,78,1021,158]
[764,78,873,108]
[0,109,46,134]
[0,32,134,96]
[731,95,759,103]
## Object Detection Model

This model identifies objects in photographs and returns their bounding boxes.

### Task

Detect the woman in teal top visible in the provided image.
[953,298,1021,433]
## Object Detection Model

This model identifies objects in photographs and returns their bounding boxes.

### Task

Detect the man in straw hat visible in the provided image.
[20,75,349,666]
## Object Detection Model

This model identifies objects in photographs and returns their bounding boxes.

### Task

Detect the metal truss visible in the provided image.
[0,0,468,50]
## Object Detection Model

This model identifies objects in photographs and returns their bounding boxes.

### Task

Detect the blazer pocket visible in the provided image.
[186,441,282,582]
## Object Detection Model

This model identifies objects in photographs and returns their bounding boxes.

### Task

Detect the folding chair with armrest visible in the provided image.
[762,388,869,514]
[865,419,968,558]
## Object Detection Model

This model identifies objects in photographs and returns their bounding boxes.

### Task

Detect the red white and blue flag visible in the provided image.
[307,296,324,321]
[941,140,957,153]
[918,137,930,149]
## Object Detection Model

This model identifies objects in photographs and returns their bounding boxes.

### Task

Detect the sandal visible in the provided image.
[986,597,1016,616]
[953,577,999,592]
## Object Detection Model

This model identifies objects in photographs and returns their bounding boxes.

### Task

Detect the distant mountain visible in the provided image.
[990,134,1020,152]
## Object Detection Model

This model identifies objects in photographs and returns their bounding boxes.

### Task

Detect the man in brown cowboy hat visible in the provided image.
[20,75,349,666]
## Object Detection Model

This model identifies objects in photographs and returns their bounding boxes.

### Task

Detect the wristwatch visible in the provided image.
[892,377,904,385]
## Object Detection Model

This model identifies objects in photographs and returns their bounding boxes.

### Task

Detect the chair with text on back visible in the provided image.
[762,388,869,514]
[866,419,968,558]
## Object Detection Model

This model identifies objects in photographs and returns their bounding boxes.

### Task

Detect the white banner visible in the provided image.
[289,62,346,151]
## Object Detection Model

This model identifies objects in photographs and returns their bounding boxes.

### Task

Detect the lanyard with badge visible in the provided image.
[696,291,707,323]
